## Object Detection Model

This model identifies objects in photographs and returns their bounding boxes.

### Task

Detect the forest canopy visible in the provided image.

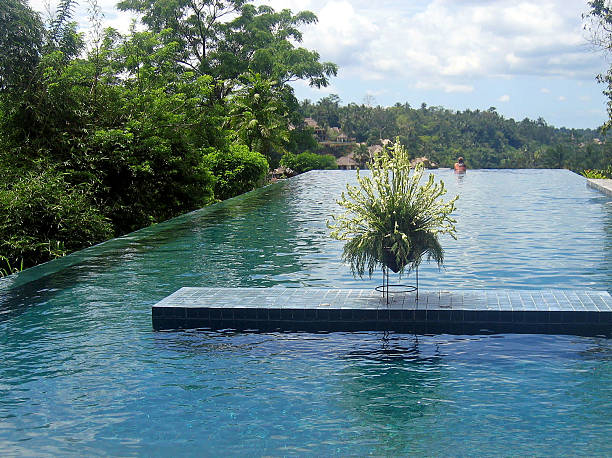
[299,96,610,171]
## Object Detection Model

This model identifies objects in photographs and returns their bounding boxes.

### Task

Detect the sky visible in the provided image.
[29,0,611,129]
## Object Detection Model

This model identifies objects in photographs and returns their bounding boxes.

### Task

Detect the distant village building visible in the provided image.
[327,126,342,142]
[410,157,438,169]
[303,117,318,128]
[368,145,383,156]
[303,117,354,143]
[304,117,326,141]
[337,153,358,170]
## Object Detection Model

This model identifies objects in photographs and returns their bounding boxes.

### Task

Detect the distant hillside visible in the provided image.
[299,96,610,171]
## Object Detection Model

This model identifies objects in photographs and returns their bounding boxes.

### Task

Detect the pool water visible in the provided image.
[0,169,611,455]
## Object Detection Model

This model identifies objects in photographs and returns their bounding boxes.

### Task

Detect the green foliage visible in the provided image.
[280,151,337,174]
[583,166,612,178]
[287,125,319,154]
[116,0,337,90]
[352,143,371,167]
[229,72,290,162]
[306,94,341,128]
[0,0,44,91]
[88,124,216,233]
[0,168,114,270]
[328,142,458,278]
[115,0,334,163]
[0,0,335,269]
[0,256,23,278]
[204,144,269,200]
[46,0,84,60]
[2,30,218,234]
[585,0,612,132]
[300,98,609,171]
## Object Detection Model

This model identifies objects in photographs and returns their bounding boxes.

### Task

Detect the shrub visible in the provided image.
[204,144,269,200]
[280,151,337,174]
[583,166,612,179]
[87,127,215,233]
[0,168,114,272]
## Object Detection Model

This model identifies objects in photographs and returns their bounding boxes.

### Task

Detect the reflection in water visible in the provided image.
[338,334,612,455]
[339,334,446,454]
[454,169,466,184]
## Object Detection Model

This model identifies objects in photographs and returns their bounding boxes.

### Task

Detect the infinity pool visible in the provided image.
[1,169,611,455]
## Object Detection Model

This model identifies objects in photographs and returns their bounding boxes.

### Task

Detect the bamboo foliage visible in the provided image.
[328,141,458,278]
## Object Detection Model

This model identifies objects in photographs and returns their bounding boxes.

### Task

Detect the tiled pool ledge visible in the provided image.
[152,287,612,337]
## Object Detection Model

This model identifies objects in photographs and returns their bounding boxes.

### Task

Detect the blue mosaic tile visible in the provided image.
[152,287,612,337]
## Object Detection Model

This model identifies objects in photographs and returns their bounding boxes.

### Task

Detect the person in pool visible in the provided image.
[454,157,466,172]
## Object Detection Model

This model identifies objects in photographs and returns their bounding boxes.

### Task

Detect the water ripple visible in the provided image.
[0,170,611,455]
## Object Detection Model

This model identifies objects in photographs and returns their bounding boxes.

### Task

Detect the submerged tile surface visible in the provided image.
[152,287,612,336]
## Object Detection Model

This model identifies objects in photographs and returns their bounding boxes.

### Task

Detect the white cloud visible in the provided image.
[541,87,551,93]
[298,1,378,69]
[443,83,474,93]
[30,0,136,33]
[28,0,607,108]
[414,80,474,93]
[293,0,604,91]
[499,94,510,102]
[365,89,388,96]
[558,95,566,101]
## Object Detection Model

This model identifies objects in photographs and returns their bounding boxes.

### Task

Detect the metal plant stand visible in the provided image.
[375,265,419,305]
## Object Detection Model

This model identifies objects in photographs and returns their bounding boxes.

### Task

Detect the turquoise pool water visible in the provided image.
[0,169,611,455]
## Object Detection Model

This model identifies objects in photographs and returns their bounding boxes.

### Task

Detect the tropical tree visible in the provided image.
[352,143,371,167]
[585,0,612,131]
[0,0,44,91]
[116,0,337,99]
[328,142,458,284]
[0,0,337,272]
[228,72,290,163]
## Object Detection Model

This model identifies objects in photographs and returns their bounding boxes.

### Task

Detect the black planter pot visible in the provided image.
[381,247,408,273]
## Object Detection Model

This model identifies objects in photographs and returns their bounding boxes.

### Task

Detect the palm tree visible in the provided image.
[228,72,289,160]
[328,141,458,301]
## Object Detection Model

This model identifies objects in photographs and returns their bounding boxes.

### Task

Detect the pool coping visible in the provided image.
[587,178,612,197]
[152,287,612,337]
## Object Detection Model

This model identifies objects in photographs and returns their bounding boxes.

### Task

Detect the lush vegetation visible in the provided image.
[0,168,114,270]
[584,0,612,178]
[204,144,269,201]
[280,151,337,174]
[583,165,612,178]
[0,0,336,273]
[1,0,610,276]
[328,142,457,278]
[301,96,611,171]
